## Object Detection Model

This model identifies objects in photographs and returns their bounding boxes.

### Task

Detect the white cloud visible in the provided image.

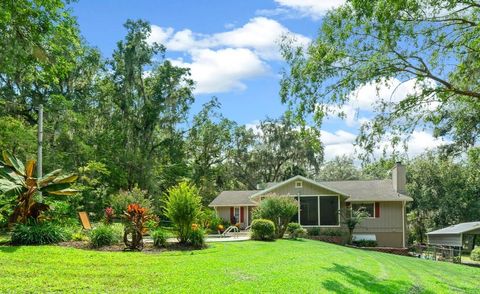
[331,78,438,127]
[147,17,310,94]
[274,0,346,20]
[321,129,448,161]
[171,48,268,94]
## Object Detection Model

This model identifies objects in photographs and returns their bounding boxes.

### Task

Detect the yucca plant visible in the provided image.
[0,151,78,224]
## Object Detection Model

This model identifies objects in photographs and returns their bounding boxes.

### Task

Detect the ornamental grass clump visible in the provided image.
[11,220,67,245]
[89,225,118,248]
[123,203,148,251]
[163,182,202,245]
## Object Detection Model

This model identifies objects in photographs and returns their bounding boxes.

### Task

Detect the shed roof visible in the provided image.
[208,190,257,206]
[427,222,480,235]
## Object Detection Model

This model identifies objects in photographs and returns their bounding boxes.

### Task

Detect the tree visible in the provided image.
[253,195,298,239]
[361,158,398,180]
[0,151,77,224]
[318,155,361,181]
[229,116,323,189]
[163,182,202,244]
[341,206,370,244]
[101,19,194,191]
[187,98,237,204]
[280,0,480,158]
[406,150,480,243]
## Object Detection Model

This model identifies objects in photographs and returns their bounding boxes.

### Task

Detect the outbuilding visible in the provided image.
[427,222,480,249]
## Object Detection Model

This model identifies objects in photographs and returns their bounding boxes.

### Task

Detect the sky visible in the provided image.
[70,0,446,161]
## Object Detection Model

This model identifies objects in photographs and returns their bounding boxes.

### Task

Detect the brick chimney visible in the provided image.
[392,162,406,193]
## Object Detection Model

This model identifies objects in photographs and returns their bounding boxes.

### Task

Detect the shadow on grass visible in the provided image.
[322,263,434,294]
[0,246,19,253]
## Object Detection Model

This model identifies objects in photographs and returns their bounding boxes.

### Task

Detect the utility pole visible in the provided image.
[37,104,43,179]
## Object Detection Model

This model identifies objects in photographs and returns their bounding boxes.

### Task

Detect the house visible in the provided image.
[209,162,413,248]
[427,222,480,250]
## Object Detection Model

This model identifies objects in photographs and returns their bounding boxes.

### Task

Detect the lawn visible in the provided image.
[0,239,479,293]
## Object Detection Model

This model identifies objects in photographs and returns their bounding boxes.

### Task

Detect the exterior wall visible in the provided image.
[353,201,406,247]
[214,206,254,229]
[268,180,337,196]
[427,234,462,247]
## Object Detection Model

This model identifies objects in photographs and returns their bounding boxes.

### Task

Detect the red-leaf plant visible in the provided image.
[123,203,147,251]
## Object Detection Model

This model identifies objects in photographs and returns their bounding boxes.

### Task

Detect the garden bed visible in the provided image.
[306,235,345,245]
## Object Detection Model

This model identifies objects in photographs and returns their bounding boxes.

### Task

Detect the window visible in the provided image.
[295,181,303,188]
[291,196,299,222]
[234,207,240,223]
[320,196,339,225]
[300,196,318,225]
[352,203,374,218]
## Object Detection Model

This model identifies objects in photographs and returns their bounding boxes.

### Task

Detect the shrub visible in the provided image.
[71,231,89,241]
[151,228,168,248]
[163,182,202,244]
[11,221,67,245]
[251,219,275,241]
[197,209,222,233]
[109,186,152,218]
[188,226,205,249]
[307,227,321,236]
[253,195,298,238]
[352,239,378,247]
[471,247,480,261]
[90,225,118,248]
[320,229,344,237]
[286,222,307,239]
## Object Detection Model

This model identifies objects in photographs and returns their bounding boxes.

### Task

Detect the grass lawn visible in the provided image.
[1,239,479,293]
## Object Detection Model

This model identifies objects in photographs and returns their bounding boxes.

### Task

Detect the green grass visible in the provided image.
[0,239,479,293]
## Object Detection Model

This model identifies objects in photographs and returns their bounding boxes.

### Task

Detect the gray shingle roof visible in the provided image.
[209,178,412,207]
[208,190,257,206]
[318,179,412,202]
[427,222,480,235]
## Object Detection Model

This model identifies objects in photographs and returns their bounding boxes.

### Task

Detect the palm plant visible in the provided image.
[0,151,77,224]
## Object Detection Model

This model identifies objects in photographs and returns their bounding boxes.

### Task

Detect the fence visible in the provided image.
[411,244,462,263]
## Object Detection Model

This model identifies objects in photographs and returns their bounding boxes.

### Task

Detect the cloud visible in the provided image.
[331,78,438,127]
[147,17,310,94]
[171,48,268,94]
[320,129,448,161]
[273,0,346,20]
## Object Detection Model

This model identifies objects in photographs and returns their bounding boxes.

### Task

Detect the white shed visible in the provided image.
[427,222,480,248]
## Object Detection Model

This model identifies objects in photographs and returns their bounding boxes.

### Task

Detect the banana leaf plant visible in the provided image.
[0,151,78,224]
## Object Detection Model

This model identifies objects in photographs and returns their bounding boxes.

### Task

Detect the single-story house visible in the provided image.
[209,162,413,248]
[427,222,480,249]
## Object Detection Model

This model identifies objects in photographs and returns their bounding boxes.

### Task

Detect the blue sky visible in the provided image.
[70,0,444,160]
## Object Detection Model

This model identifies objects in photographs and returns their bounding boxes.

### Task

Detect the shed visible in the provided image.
[427,222,480,248]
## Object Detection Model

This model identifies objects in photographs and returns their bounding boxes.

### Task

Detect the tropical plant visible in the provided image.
[151,228,168,248]
[90,225,118,248]
[104,207,114,225]
[11,220,68,245]
[341,206,370,244]
[123,203,148,251]
[251,219,275,241]
[253,195,298,238]
[0,151,77,224]
[163,182,202,244]
[188,224,205,249]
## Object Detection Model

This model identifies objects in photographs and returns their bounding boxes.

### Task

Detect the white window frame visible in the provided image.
[297,195,341,228]
[295,181,303,188]
[351,202,376,219]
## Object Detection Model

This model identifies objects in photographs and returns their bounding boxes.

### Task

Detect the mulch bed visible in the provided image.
[57,241,204,253]
[306,235,345,245]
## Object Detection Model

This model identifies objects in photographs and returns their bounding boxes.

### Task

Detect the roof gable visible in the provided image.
[250,175,349,199]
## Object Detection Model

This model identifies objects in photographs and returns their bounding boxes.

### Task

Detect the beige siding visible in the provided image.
[355,202,403,233]
[269,180,337,196]
[428,234,462,247]
[375,232,404,247]
[216,207,230,221]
